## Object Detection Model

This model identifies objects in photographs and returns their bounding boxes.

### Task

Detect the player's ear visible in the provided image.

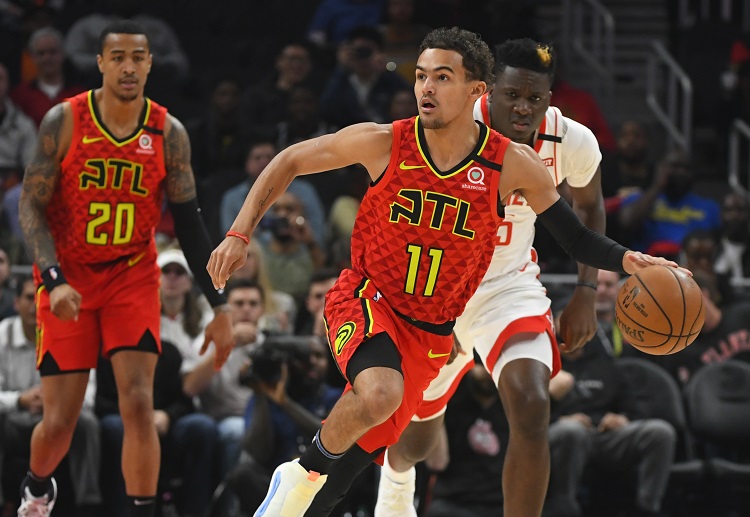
[471,80,487,98]
[96,54,103,74]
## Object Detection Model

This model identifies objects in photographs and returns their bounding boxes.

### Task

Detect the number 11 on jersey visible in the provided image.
[404,244,444,296]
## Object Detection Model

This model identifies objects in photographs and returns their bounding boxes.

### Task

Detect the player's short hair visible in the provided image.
[495,38,556,81]
[99,20,150,54]
[419,27,494,84]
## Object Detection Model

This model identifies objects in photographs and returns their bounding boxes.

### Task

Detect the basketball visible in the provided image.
[615,265,705,355]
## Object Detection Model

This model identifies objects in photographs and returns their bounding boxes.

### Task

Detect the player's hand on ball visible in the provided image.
[49,283,81,321]
[622,251,691,276]
[207,236,248,290]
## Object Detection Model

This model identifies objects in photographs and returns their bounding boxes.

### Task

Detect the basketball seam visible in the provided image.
[664,267,687,354]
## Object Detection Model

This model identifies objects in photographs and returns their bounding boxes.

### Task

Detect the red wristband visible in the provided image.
[226,230,250,245]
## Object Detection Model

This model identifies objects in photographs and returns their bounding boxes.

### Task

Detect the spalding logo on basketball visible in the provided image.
[615,265,705,355]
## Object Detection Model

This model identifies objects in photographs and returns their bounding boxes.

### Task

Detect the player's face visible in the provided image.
[97,33,152,102]
[490,67,551,144]
[415,48,484,130]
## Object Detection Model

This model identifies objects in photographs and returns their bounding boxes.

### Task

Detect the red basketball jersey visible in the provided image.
[350,117,508,324]
[49,90,167,264]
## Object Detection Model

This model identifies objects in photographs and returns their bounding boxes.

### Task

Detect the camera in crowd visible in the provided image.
[241,335,316,386]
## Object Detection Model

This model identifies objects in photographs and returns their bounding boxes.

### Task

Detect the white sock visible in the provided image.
[382,450,416,484]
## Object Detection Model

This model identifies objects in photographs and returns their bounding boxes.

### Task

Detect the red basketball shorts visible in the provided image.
[34,245,161,374]
[324,269,453,456]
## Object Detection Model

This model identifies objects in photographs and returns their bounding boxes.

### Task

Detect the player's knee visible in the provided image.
[44,412,79,441]
[356,378,404,427]
[506,387,550,439]
[117,385,154,423]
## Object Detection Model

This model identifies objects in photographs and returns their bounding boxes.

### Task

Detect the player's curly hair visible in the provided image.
[495,38,556,81]
[419,27,495,84]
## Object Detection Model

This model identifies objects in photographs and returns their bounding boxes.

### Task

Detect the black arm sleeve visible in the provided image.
[536,197,628,274]
[169,198,227,307]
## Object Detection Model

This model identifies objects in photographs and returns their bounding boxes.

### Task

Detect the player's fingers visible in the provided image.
[216,256,235,290]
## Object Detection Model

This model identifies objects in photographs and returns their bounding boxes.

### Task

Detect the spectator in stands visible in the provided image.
[546,332,676,517]
[388,87,418,121]
[0,277,101,514]
[319,25,410,128]
[0,62,36,185]
[379,0,431,83]
[10,27,83,127]
[220,141,326,246]
[181,279,262,515]
[275,85,335,150]
[295,268,340,336]
[714,190,750,280]
[307,0,385,46]
[231,335,342,513]
[661,269,750,387]
[64,0,189,91]
[186,75,247,182]
[423,363,509,517]
[551,65,616,152]
[601,120,655,243]
[230,238,296,334]
[594,269,627,357]
[0,247,16,319]
[97,338,218,517]
[259,192,327,301]
[618,149,721,260]
[240,42,319,143]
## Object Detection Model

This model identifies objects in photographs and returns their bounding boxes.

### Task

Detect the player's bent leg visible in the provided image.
[257,333,405,517]
[373,416,444,517]
[20,372,89,516]
[111,347,160,503]
[496,333,553,517]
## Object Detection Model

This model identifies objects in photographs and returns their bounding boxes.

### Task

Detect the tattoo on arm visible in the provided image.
[248,187,274,232]
[164,115,198,203]
[19,104,64,270]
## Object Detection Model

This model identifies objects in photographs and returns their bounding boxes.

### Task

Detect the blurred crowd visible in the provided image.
[1,1,750,516]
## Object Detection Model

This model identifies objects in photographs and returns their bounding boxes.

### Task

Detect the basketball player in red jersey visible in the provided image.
[209,28,674,517]
[17,21,234,517]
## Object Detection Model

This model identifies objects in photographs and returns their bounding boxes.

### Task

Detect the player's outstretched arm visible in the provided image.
[560,169,605,350]
[163,114,233,369]
[500,143,682,277]
[208,122,392,289]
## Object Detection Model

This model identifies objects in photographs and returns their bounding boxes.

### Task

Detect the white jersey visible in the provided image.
[472,94,602,278]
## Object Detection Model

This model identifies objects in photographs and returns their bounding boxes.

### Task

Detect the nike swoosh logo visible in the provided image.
[82,135,104,144]
[399,160,426,170]
[428,349,451,359]
[127,251,147,267]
